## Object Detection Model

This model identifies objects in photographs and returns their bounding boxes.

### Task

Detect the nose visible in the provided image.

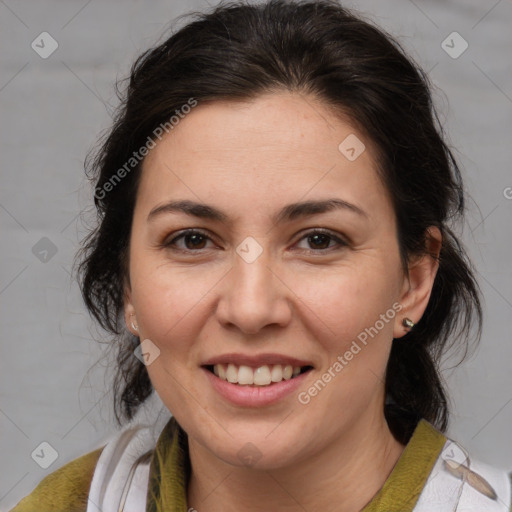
[215,246,292,335]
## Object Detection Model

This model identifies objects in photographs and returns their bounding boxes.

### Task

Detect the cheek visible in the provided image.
[129,260,225,355]
[129,265,212,413]
[294,269,399,419]
[293,262,400,347]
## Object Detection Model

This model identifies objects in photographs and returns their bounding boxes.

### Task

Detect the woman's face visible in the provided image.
[124,92,433,469]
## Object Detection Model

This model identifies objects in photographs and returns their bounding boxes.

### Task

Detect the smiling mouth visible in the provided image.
[204,363,314,386]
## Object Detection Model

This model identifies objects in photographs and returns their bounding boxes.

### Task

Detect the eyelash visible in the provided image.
[162,228,348,254]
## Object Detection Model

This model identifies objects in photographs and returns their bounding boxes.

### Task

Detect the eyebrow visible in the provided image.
[147,198,368,224]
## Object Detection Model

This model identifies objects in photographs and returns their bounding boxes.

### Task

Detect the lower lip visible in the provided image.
[202,367,312,407]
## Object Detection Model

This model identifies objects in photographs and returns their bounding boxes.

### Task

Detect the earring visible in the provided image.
[402,318,415,329]
[130,316,138,332]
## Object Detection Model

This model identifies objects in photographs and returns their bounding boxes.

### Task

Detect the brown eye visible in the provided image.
[307,233,331,250]
[164,229,214,251]
[295,229,347,252]
[183,233,207,249]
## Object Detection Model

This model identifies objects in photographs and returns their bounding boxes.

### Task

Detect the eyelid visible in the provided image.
[163,228,216,248]
[292,228,349,252]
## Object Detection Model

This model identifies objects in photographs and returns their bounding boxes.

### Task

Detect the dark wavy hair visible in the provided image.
[76,0,482,443]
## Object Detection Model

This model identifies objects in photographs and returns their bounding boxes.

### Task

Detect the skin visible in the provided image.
[124,92,441,511]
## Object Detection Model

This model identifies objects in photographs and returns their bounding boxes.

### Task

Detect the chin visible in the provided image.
[217,440,304,471]
[195,419,312,470]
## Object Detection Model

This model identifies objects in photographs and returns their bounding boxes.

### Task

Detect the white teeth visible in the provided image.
[253,365,271,385]
[226,363,238,383]
[212,363,305,386]
[238,365,254,385]
[271,364,283,382]
[217,364,226,380]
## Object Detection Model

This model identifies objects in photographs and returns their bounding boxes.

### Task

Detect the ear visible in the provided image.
[123,280,139,337]
[394,227,442,338]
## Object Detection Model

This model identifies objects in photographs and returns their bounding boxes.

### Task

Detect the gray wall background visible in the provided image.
[1,0,511,509]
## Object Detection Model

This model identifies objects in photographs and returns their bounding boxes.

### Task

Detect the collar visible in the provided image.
[361,419,447,511]
[146,418,446,512]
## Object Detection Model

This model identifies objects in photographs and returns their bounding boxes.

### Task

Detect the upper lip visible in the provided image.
[202,353,314,368]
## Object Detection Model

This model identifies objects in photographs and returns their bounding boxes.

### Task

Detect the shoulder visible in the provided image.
[413,426,512,512]
[9,446,105,512]
[457,458,512,511]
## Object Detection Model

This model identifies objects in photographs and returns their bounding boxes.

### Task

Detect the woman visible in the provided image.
[11,0,511,511]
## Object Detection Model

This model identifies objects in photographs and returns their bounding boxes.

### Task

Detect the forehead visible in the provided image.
[137,92,391,223]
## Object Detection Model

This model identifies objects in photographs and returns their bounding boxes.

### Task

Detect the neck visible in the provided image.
[186,410,406,512]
